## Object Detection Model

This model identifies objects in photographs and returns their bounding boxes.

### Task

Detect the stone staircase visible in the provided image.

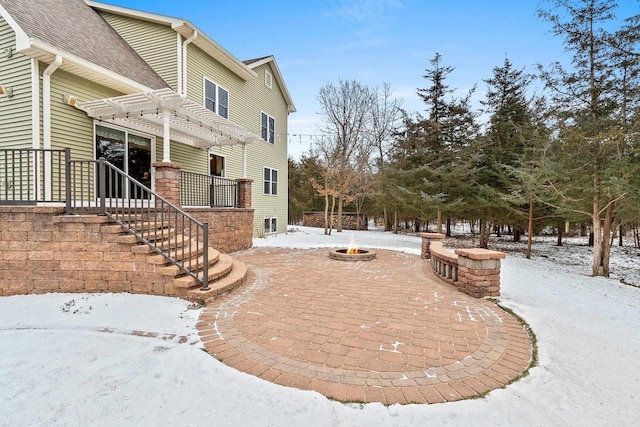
[100,218,247,304]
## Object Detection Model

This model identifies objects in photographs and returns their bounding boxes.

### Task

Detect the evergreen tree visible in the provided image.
[388,53,477,233]
[537,0,639,276]
[470,57,536,247]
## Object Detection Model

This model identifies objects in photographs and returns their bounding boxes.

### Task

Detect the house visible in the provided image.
[0,0,295,301]
[0,0,294,236]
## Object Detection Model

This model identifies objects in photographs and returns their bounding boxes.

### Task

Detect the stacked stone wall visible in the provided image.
[0,206,254,297]
[184,208,253,253]
[0,207,176,297]
[303,212,368,230]
[419,233,505,298]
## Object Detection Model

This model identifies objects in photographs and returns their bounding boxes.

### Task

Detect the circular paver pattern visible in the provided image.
[198,248,532,405]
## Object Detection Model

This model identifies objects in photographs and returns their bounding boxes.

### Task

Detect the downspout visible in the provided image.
[42,55,63,200]
[30,59,39,150]
[43,55,62,150]
[181,30,197,96]
[176,33,183,95]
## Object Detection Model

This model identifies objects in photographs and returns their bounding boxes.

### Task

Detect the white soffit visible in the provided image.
[75,88,260,147]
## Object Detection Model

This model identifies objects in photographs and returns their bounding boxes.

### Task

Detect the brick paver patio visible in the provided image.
[197,248,533,405]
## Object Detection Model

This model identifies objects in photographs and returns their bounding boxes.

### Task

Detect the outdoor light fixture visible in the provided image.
[0,84,13,98]
[3,47,12,58]
[63,94,78,106]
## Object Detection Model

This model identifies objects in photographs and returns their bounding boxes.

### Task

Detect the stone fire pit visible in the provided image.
[329,248,377,261]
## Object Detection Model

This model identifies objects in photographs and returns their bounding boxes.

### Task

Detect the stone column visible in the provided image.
[418,232,446,259]
[236,178,253,208]
[152,162,182,206]
[454,248,506,298]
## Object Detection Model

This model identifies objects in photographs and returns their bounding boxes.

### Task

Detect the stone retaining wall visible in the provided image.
[184,208,253,253]
[0,207,175,297]
[0,206,253,297]
[419,233,505,298]
[303,211,368,230]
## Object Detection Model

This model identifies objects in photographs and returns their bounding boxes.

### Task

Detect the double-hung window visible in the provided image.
[204,79,229,119]
[263,167,277,195]
[261,112,275,144]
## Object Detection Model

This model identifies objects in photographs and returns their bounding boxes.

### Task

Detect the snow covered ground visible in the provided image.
[1,226,639,426]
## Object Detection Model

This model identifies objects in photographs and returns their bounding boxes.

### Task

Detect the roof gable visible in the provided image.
[0,0,167,91]
[244,56,296,113]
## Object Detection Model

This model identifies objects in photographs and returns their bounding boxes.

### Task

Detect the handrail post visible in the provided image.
[98,157,106,215]
[201,222,210,290]
[64,148,71,213]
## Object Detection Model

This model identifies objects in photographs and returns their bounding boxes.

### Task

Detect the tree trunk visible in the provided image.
[514,228,521,243]
[336,196,343,232]
[328,193,336,235]
[591,193,607,277]
[557,222,564,246]
[446,218,451,237]
[383,206,391,232]
[414,218,420,233]
[619,225,623,247]
[479,219,489,249]
[599,203,613,277]
[323,182,330,235]
[526,200,533,259]
[393,211,398,234]
[437,210,443,234]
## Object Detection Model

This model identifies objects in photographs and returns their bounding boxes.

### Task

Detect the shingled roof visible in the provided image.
[1,0,168,90]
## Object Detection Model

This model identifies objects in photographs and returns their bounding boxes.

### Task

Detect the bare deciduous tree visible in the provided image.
[316,79,374,233]
[369,83,403,231]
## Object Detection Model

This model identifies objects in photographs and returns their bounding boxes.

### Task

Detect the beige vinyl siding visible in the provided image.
[242,63,289,234]
[0,17,33,148]
[186,47,289,234]
[186,44,246,121]
[49,69,121,159]
[160,142,208,175]
[45,69,120,199]
[100,12,176,90]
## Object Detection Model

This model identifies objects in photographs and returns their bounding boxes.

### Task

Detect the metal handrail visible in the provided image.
[180,170,238,208]
[67,158,210,290]
[0,148,68,204]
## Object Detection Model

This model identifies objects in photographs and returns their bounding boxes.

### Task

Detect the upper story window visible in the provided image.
[261,112,275,144]
[265,70,273,89]
[204,78,229,119]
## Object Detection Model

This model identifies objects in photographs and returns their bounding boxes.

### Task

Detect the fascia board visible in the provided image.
[26,39,153,94]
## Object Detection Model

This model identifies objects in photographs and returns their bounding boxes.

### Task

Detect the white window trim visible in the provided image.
[208,149,227,177]
[263,166,278,196]
[93,121,156,192]
[264,217,278,234]
[260,111,275,144]
[265,70,273,89]
[203,77,230,118]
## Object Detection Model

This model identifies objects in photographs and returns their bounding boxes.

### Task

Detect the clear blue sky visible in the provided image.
[106,0,639,158]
